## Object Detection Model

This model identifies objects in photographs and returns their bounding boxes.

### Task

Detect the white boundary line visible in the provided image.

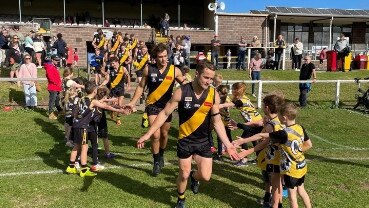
[0,162,172,177]
[309,132,369,150]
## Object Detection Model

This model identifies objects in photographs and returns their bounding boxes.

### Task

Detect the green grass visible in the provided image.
[0,69,369,207]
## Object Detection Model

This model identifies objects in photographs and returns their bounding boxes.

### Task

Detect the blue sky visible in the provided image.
[220,0,369,13]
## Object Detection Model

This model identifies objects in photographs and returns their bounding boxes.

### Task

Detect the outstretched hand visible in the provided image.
[225,145,240,161]
[137,134,150,149]
[227,119,238,130]
[232,136,244,148]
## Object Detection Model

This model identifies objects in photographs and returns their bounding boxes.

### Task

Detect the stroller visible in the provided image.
[353,77,369,112]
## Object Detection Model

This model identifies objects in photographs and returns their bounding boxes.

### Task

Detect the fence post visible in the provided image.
[247,48,251,70]
[282,48,286,70]
[335,80,341,107]
[257,80,263,109]
[87,50,90,80]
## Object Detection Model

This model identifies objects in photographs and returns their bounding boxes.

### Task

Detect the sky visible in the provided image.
[220,0,369,13]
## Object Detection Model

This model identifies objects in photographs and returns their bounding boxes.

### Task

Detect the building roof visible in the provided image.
[250,6,369,18]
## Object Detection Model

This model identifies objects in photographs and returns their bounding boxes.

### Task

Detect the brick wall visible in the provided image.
[169,30,214,44]
[217,14,267,45]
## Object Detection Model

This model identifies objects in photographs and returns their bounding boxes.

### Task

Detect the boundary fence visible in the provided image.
[1,78,369,109]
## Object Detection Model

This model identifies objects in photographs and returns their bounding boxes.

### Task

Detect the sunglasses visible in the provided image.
[25,57,31,60]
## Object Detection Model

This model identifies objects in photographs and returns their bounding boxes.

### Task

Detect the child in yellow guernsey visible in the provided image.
[234,102,312,208]
[221,82,263,166]
[233,93,285,208]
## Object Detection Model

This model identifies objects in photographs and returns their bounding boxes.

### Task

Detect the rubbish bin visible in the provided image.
[326,50,337,72]
[355,54,368,70]
[343,52,352,72]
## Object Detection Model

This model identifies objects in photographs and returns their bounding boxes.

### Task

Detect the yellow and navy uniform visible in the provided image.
[265,117,284,173]
[220,96,231,126]
[146,64,176,109]
[133,49,148,77]
[257,117,283,171]
[118,47,130,66]
[107,65,127,98]
[110,34,121,53]
[270,124,309,179]
[72,97,101,144]
[233,95,263,123]
[94,34,106,50]
[177,83,215,159]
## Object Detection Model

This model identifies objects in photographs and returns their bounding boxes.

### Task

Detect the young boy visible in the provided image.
[233,93,285,207]
[66,81,131,177]
[234,102,312,208]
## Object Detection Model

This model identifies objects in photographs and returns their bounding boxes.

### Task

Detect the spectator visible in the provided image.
[211,35,221,69]
[104,19,110,27]
[292,38,303,70]
[250,36,261,58]
[73,48,79,67]
[273,34,286,70]
[52,33,67,67]
[172,43,185,70]
[44,55,63,119]
[195,51,206,65]
[334,33,350,71]
[318,47,327,70]
[24,30,35,61]
[167,35,175,64]
[9,26,24,44]
[8,35,24,85]
[226,49,231,69]
[181,35,191,67]
[183,23,189,30]
[0,29,9,67]
[237,36,247,70]
[33,34,46,68]
[249,53,263,97]
[299,55,317,107]
[18,54,37,109]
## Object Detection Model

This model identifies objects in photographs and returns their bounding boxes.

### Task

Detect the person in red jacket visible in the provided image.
[45,55,63,119]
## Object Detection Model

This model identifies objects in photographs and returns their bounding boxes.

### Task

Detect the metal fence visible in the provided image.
[222,79,369,109]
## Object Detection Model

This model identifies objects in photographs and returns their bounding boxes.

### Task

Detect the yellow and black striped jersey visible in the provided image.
[178,83,215,142]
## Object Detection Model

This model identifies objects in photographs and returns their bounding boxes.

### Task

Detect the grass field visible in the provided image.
[0,68,369,207]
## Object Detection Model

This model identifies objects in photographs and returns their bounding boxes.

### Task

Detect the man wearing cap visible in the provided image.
[210,35,221,69]
[44,55,62,119]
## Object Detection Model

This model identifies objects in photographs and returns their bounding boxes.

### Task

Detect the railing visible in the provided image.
[245,47,286,70]
[221,79,369,109]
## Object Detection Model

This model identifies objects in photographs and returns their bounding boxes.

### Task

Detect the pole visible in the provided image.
[247,48,251,70]
[329,17,333,50]
[214,11,218,36]
[102,0,105,26]
[257,80,263,109]
[63,0,66,25]
[19,0,22,22]
[178,0,181,27]
[335,80,341,107]
[140,0,143,26]
[282,48,286,70]
[273,14,277,41]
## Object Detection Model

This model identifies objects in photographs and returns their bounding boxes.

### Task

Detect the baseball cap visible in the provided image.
[51,55,60,60]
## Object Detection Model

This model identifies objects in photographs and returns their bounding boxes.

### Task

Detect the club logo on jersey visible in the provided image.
[151,73,157,82]
[184,97,192,109]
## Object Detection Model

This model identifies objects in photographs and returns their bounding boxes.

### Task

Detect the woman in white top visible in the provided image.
[18,54,38,109]
[33,34,45,68]
[293,38,303,70]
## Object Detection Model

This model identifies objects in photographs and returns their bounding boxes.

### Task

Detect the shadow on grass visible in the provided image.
[307,154,369,169]
[81,177,95,192]
[8,87,25,106]
[34,118,68,170]
[98,171,173,206]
